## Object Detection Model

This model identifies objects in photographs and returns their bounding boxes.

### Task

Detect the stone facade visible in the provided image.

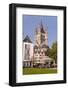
[33,22,54,67]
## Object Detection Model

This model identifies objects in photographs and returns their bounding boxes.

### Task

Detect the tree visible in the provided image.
[46,41,57,63]
[51,42,57,63]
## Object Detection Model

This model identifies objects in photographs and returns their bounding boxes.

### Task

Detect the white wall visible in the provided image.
[0,0,68,89]
[23,42,33,60]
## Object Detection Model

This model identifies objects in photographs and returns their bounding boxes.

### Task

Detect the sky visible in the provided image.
[23,15,57,47]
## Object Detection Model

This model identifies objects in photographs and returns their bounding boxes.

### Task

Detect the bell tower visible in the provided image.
[35,21,48,46]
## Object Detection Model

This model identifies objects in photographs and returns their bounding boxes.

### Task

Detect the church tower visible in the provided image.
[35,21,48,46]
[34,21,49,64]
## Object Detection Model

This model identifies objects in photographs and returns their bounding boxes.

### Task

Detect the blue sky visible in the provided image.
[23,15,57,47]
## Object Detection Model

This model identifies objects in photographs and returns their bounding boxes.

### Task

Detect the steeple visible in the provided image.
[40,21,45,33]
[40,20,43,29]
[35,21,48,46]
[37,20,45,33]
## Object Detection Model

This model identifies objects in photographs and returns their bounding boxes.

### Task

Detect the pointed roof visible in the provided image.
[37,21,45,33]
[40,21,45,33]
[23,35,32,43]
[41,27,45,33]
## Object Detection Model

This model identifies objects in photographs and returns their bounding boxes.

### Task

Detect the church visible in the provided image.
[23,22,54,68]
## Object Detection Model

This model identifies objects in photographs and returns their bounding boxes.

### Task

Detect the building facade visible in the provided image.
[23,35,33,67]
[33,22,54,67]
[23,22,54,68]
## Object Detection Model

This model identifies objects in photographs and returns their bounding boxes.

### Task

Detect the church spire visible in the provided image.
[40,20,43,29]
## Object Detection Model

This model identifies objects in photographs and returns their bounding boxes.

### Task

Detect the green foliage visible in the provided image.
[46,41,57,63]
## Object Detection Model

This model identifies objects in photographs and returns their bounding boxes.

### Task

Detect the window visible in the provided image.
[25,44,30,60]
